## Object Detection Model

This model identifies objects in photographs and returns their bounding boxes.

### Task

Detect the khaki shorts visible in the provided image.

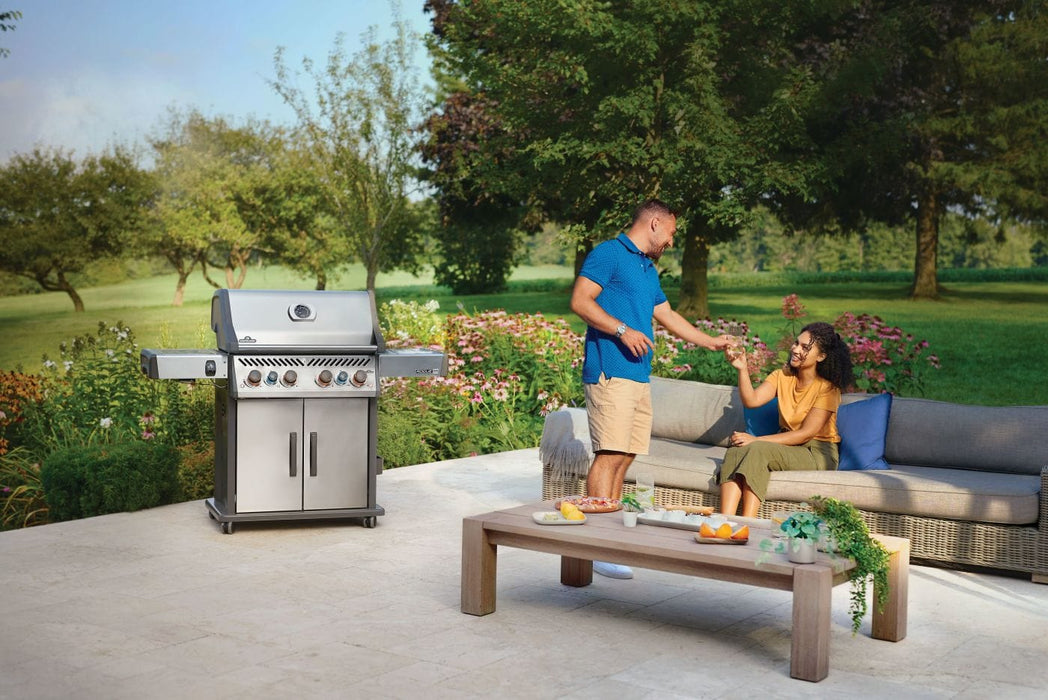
[584,374,652,455]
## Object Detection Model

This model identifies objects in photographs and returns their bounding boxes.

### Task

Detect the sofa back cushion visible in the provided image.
[885,397,1048,475]
[650,377,743,447]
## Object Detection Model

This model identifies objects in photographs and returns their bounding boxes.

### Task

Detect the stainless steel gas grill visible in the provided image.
[141,289,446,533]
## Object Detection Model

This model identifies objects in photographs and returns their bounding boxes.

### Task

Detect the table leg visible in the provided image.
[461,517,497,615]
[872,538,909,642]
[791,564,832,682]
[561,556,593,587]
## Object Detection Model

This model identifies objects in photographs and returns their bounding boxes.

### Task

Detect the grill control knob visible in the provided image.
[246,370,262,387]
[351,370,369,387]
[265,371,278,386]
[316,369,333,387]
[335,371,349,385]
[281,370,298,387]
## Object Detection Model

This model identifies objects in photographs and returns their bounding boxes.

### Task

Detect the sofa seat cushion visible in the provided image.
[628,438,725,493]
[765,465,1040,525]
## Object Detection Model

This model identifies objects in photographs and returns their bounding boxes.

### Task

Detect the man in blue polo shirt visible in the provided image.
[570,199,732,578]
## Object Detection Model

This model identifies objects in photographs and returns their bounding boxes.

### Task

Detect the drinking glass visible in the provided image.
[634,472,655,510]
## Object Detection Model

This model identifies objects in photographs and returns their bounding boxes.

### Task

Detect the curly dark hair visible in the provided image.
[787,321,854,392]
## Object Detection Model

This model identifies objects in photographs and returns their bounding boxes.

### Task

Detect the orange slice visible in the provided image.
[699,522,717,538]
[715,523,733,539]
[731,525,750,540]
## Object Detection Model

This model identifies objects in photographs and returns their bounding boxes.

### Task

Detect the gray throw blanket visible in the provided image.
[538,408,593,481]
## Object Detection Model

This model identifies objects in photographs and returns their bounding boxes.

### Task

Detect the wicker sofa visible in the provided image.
[540,376,1048,582]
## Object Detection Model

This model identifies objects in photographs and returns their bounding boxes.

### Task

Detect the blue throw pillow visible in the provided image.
[836,393,892,470]
[744,398,780,437]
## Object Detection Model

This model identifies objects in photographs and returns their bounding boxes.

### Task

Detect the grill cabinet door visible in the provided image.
[302,398,369,510]
[235,399,304,513]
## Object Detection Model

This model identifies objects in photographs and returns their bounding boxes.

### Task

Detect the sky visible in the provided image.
[0,0,433,163]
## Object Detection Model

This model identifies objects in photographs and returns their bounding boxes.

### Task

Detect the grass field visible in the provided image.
[2,264,1045,406]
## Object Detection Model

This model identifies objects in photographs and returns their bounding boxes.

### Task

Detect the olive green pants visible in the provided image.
[716,439,838,502]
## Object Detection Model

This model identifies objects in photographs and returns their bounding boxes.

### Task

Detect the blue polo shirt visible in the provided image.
[579,233,667,384]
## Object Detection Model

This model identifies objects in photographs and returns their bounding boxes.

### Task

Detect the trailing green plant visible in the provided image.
[810,496,891,635]
[40,441,180,521]
[0,447,49,530]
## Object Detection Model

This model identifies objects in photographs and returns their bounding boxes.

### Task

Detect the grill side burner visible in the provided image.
[141,289,446,534]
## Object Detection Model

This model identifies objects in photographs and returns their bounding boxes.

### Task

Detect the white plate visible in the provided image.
[532,511,586,525]
[637,512,732,532]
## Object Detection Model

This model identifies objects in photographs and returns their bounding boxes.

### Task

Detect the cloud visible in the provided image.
[0,69,197,161]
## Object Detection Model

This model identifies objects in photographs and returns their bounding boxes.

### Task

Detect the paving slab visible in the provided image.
[2,448,1048,698]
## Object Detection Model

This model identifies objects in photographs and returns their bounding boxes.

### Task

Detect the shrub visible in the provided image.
[0,447,49,530]
[378,308,585,466]
[0,370,44,455]
[651,318,775,384]
[21,322,164,451]
[833,312,941,395]
[176,442,214,501]
[41,441,180,521]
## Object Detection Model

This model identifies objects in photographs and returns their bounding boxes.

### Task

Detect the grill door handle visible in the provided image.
[309,431,318,477]
[289,432,298,477]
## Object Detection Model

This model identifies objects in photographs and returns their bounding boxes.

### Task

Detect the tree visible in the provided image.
[150,110,305,302]
[270,11,428,291]
[0,147,150,311]
[0,9,20,59]
[780,1,1048,299]
[425,0,828,317]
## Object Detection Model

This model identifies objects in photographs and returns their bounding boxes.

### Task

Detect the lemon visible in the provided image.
[560,502,580,518]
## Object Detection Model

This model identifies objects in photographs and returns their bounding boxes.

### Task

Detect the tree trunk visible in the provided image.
[54,270,85,312]
[172,271,190,307]
[167,254,196,307]
[365,261,378,291]
[314,267,327,290]
[910,187,941,299]
[675,228,710,320]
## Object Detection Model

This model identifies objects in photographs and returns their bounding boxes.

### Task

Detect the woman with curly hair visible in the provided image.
[717,322,854,518]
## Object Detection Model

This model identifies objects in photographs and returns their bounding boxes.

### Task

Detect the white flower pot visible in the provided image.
[788,537,817,564]
[622,510,639,527]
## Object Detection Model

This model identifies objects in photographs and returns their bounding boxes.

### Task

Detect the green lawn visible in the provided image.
[1,265,1044,406]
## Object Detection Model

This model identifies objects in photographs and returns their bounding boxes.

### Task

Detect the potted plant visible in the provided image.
[759,497,892,633]
[620,493,643,527]
[776,510,824,564]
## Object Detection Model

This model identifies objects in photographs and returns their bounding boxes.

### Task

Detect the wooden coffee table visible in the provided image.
[461,502,908,682]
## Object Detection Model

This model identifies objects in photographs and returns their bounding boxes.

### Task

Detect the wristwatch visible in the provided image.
[615,323,628,338]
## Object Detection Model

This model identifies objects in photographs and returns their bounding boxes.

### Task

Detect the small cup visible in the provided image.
[666,509,686,523]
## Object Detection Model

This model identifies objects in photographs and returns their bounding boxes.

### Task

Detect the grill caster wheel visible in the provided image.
[221,521,235,535]
[363,516,377,529]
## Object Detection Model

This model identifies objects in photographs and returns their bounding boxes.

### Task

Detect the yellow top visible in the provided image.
[769,369,841,443]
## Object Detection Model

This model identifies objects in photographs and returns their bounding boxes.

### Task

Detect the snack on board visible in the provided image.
[698,522,749,541]
[554,496,622,513]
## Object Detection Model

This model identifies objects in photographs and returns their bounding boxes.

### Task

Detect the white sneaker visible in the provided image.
[593,561,633,579]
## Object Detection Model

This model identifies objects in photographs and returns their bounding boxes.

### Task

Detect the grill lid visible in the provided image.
[211,289,385,354]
